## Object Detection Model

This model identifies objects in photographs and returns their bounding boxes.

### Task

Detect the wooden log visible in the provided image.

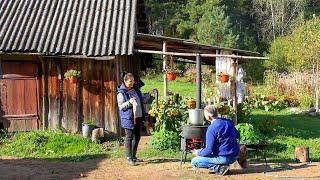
[230,145,247,169]
[98,128,104,138]
[91,128,100,143]
[295,146,310,162]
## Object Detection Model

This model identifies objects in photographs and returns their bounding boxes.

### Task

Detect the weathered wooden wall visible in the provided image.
[0,54,140,135]
[45,55,140,135]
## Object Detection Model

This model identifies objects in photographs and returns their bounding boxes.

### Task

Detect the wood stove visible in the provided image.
[180,125,209,165]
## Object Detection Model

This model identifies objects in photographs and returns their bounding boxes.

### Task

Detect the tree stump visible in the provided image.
[91,129,100,143]
[231,145,247,169]
[295,146,309,162]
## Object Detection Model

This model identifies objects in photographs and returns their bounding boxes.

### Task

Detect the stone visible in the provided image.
[308,112,317,117]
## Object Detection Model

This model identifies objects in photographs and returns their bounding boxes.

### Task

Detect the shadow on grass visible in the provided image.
[46,153,109,162]
[0,154,110,179]
[250,112,320,139]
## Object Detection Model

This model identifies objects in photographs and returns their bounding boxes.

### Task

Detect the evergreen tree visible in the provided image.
[174,0,238,48]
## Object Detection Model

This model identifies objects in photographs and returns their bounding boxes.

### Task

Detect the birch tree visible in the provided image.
[253,0,306,42]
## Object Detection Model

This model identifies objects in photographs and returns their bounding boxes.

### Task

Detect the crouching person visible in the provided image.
[191,105,240,175]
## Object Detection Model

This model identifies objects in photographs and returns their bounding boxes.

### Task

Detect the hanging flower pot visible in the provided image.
[69,76,78,83]
[218,72,229,83]
[64,69,81,84]
[167,72,177,81]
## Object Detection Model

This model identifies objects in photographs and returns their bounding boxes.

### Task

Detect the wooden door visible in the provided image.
[0,62,40,131]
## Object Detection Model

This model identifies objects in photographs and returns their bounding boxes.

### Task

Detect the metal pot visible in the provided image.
[188,109,204,125]
[181,125,208,139]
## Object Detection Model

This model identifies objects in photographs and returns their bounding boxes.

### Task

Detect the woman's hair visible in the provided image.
[204,105,218,118]
[123,72,134,82]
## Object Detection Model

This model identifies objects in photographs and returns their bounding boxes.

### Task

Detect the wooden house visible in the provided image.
[0,0,149,135]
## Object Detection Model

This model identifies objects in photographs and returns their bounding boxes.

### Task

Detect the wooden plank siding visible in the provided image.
[46,55,140,134]
[0,54,141,135]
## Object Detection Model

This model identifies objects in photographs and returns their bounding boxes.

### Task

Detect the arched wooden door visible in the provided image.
[0,61,40,132]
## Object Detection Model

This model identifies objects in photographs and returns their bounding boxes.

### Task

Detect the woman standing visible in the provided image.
[117,73,145,166]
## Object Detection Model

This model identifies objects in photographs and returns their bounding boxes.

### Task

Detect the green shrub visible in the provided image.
[149,95,188,132]
[235,123,264,144]
[298,94,314,109]
[237,97,254,123]
[151,130,180,151]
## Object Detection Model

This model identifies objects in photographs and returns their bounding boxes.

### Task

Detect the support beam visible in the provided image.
[232,59,238,125]
[39,57,49,130]
[134,49,269,60]
[196,54,202,109]
[162,41,168,97]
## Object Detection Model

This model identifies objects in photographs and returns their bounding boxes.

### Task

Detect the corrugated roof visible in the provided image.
[0,0,137,56]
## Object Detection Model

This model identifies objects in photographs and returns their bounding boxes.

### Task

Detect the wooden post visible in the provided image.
[40,57,49,130]
[56,60,63,128]
[162,41,168,97]
[295,146,310,162]
[232,59,238,125]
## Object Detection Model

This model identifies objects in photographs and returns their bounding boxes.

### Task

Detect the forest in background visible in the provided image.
[144,0,320,81]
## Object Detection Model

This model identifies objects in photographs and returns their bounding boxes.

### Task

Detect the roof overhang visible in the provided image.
[134,33,267,65]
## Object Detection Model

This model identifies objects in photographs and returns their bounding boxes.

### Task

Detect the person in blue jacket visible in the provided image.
[191,105,240,175]
[117,73,145,166]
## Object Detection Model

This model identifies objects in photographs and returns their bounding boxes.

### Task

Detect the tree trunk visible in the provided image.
[295,146,310,162]
[270,0,276,41]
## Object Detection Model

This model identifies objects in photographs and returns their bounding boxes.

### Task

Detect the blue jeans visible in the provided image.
[191,155,237,172]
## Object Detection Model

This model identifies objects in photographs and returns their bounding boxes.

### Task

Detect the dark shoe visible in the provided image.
[133,157,142,162]
[217,165,230,176]
[127,158,137,166]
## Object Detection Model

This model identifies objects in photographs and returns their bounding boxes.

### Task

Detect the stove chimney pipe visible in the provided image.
[196,54,201,109]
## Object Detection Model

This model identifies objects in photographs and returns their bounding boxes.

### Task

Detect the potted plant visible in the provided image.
[218,72,230,83]
[186,98,196,109]
[166,69,177,81]
[64,69,81,83]
[82,119,95,138]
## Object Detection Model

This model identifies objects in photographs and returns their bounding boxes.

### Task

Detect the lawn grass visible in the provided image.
[141,75,196,98]
[0,131,107,162]
[250,109,320,162]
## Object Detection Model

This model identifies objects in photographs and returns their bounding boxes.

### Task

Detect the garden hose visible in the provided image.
[262,162,320,179]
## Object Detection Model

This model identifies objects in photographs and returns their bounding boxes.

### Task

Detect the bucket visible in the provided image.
[188,109,204,125]
[82,124,95,138]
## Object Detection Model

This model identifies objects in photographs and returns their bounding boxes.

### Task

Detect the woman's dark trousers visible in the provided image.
[124,118,142,159]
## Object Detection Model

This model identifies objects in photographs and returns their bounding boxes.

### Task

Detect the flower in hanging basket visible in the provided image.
[218,72,230,83]
[166,69,177,81]
[64,69,81,83]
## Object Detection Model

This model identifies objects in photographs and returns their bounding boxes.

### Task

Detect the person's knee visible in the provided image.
[191,157,199,167]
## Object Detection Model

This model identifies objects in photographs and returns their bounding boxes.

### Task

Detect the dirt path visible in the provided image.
[1,137,320,179]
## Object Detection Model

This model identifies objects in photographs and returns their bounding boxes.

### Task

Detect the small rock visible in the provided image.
[308,111,317,117]
[309,107,316,112]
